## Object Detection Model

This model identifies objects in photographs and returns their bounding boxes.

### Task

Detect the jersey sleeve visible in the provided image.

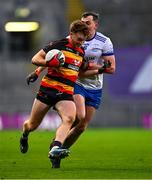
[43,42,57,53]
[43,39,67,53]
[102,38,114,56]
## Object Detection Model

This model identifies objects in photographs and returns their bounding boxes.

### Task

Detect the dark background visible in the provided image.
[0,0,152,128]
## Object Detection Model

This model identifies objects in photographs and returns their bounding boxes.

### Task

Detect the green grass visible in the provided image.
[1,128,152,179]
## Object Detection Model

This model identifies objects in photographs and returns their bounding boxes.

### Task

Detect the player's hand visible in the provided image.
[46,52,65,67]
[26,71,38,85]
[98,60,111,74]
[103,60,111,68]
[56,51,65,66]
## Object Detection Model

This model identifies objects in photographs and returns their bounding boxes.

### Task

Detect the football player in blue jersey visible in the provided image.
[26,12,116,168]
[62,12,116,148]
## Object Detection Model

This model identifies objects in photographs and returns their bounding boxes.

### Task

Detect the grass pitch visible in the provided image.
[0,128,152,179]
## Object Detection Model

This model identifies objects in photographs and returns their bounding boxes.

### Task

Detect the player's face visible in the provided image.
[81,15,98,39]
[70,32,87,48]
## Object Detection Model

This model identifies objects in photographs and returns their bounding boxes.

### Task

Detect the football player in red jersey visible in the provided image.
[20,20,90,166]
[23,14,114,169]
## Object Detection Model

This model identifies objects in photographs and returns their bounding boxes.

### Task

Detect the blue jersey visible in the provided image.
[76,32,114,90]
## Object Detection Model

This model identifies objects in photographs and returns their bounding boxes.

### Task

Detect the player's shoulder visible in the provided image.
[43,38,68,53]
[95,32,111,43]
[51,38,68,47]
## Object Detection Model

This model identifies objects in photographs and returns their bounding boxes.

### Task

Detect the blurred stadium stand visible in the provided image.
[0,0,152,128]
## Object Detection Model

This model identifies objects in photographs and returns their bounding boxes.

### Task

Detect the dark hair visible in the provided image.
[81,12,99,22]
[70,20,89,37]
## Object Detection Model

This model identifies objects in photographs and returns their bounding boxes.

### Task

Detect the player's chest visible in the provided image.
[83,42,102,61]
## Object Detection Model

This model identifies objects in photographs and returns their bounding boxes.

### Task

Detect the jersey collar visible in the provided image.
[86,32,96,42]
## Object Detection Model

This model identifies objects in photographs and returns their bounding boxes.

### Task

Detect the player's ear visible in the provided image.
[95,22,99,29]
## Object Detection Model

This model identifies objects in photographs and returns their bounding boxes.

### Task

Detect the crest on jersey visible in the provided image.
[73,59,81,66]
[83,43,89,50]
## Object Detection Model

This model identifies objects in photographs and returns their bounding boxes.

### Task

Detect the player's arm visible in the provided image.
[101,55,116,74]
[32,49,64,67]
[26,49,47,85]
[27,48,64,84]
[32,49,47,66]
[79,59,114,77]
[26,66,46,85]
[101,37,116,74]
[79,66,99,77]
[79,61,101,77]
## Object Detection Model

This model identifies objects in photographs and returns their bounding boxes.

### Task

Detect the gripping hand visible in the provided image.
[98,60,111,74]
[26,71,38,85]
[46,51,65,67]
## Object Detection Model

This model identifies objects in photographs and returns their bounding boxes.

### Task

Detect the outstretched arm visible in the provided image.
[27,48,47,85]
[26,66,46,85]
[79,55,116,78]
[27,49,65,85]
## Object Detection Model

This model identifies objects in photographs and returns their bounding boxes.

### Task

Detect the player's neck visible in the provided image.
[87,31,96,40]
[68,37,77,48]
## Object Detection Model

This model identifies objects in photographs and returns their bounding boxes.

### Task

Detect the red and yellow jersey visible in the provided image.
[40,38,85,95]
